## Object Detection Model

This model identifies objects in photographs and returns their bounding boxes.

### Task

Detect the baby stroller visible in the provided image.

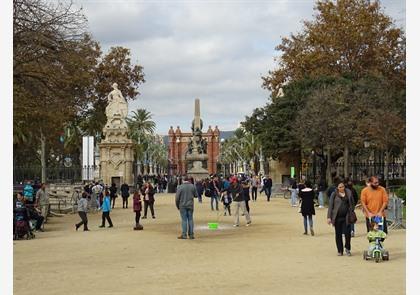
[13,206,35,240]
[363,216,388,262]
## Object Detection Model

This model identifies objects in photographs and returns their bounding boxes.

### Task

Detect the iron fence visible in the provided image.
[304,162,406,183]
[13,166,83,184]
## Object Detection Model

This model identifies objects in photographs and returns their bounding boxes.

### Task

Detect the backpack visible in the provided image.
[204,188,212,197]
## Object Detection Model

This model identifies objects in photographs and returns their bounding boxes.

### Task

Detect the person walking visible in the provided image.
[251,175,259,202]
[209,175,221,211]
[317,179,327,208]
[299,181,316,236]
[263,175,273,202]
[133,191,143,230]
[175,177,198,239]
[290,177,298,207]
[109,183,118,209]
[361,176,389,234]
[120,182,130,209]
[327,183,356,256]
[345,179,359,237]
[241,179,251,213]
[142,182,156,219]
[229,177,251,227]
[195,179,204,203]
[99,190,113,228]
[35,183,49,223]
[75,192,89,231]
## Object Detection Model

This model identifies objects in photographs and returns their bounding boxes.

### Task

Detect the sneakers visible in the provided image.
[318,205,324,208]
[142,216,147,219]
[246,221,252,226]
[345,249,351,256]
[177,236,187,239]
[337,252,343,256]
[310,227,314,236]
[233,224,239,227]
[189,236,195,240]
[351,231,355,237]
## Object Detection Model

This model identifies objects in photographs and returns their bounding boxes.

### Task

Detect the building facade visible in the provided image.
[168,125,220,176]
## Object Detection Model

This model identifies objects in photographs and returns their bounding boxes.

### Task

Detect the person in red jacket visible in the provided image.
[133,191,143,230]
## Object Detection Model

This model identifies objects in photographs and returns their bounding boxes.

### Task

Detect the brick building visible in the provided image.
[168,125,220,176]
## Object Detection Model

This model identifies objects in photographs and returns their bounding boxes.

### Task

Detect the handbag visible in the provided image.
[348,209,357,224]
[204,188,212,197]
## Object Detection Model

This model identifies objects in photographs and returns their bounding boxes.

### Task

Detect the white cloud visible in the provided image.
[76,0,405,134]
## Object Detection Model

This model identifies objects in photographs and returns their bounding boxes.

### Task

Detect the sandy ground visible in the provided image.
[14,193,405,295]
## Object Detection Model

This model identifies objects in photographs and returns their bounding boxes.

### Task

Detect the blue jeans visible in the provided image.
[179,208,194,238]
[265,187,272,201]
[211,194,219,210]
[291,189,298,206]
[303,215,313,233]
[318,191,324,207]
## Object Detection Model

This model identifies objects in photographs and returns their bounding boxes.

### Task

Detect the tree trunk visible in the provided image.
[40,131,46,183]
[344,144,349,178]
[326,147,332,186]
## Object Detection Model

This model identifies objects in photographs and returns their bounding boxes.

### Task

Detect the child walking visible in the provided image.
[99,190,113,228]
[221,191,232,216]
[133,191,143,230]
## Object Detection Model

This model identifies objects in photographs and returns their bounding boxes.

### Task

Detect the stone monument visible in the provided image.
[185,98,209,180]
[98,83,134,186]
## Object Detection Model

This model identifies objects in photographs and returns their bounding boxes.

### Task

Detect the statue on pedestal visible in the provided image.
[105,83,128,128]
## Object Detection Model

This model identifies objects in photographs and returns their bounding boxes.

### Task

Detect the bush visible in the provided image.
[353,185,364,202]
[395,185,406,203]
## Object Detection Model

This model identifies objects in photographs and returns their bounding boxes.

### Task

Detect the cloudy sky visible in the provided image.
[75,0,405,135]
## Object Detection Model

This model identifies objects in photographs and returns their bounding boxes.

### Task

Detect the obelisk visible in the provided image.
[194,98,200,131]
[186,98,209,180]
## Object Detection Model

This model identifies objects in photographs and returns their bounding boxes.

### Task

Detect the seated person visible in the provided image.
[367,219,387,256]
[14,193,32,235]
[26,203,45,232]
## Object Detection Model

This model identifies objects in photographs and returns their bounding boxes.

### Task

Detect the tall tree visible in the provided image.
[14,0,101,181]
[262,0,405,97]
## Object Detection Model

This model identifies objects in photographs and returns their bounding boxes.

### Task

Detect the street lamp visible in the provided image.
[311,150,316,185]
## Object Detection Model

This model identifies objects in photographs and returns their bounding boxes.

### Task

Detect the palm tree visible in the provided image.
[127,109,156,138]
[126,109,156,176]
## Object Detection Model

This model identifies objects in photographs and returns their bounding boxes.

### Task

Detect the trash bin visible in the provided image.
[168,181,177,193]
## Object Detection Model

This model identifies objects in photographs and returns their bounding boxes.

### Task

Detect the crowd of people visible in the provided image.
[14,174,391,259]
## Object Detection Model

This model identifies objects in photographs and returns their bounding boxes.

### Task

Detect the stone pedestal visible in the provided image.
[99,128,134,186]
[186,152,209,180]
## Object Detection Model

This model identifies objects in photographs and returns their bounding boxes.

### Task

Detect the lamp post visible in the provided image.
[311,150,316,185]
[176,137,181,175]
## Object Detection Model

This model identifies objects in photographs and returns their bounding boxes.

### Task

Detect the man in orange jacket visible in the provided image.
[361,176,389,234]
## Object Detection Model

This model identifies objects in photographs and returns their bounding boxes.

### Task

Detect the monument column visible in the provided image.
[98,83,135,186]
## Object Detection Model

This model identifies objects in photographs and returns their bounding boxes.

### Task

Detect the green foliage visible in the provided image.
[395,185,406,203]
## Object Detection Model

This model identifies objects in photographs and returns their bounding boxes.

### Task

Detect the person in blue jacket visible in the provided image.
[23,180,34,205]
[99,190,113,228]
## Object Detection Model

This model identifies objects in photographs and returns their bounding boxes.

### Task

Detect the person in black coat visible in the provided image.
[345,179,358,237]
[109,183,118,209]
[120,183,130,209]
[299,181,316,236]
[327,183,355,256]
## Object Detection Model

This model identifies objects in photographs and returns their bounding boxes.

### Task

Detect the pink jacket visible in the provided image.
[133,194,142,212]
